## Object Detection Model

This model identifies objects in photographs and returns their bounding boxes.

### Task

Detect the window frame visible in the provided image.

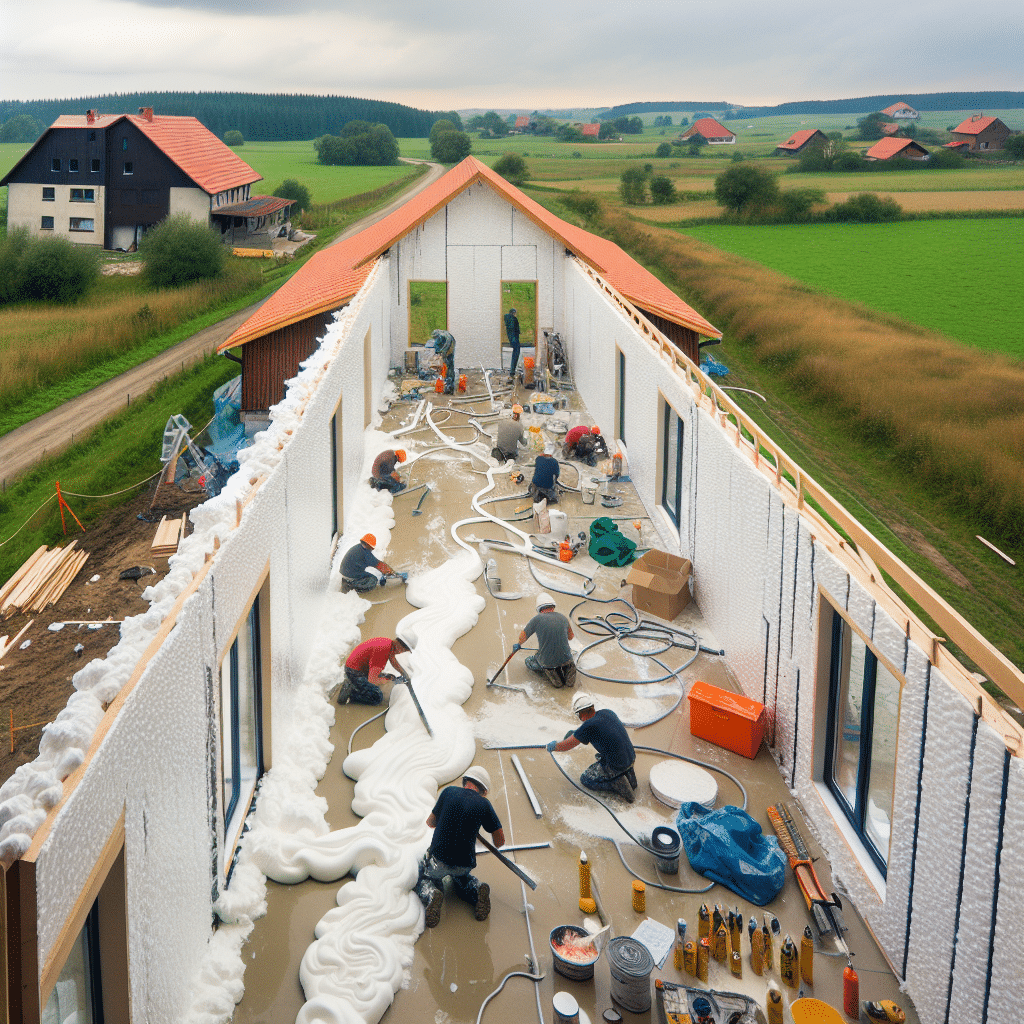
[41,215,54,230]
[616,348,626,444]
[42,186,55,201]
[70,188,95,203]
[91,158,101,173]
[123,161,133,175]
[69,217,95,232]
[661,400,685,526]
[69,158,79,173]
[51,158,61,172]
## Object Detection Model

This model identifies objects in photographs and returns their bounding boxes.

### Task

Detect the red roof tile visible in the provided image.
[684,118,734,140]
[951,115,999,135]
[582,123,600,137]
[865,137,929,160]
[514,116,530,128]
[220,156,720,350]
[50,113,261,194]
[776,129,824,150]
[881,102,916,117]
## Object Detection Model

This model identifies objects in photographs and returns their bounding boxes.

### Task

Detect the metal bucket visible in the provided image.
[551,925,600,981]
[581,483,597,505]
[607,936,654,1013]
[651,825,681,874]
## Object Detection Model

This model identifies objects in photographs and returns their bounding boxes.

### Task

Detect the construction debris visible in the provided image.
[0,543,90,619]
[151,514,186,560]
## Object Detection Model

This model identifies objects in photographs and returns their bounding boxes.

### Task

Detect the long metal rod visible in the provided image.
[475,841,550,854]
[511,754,543,819]
[477,833,538,890]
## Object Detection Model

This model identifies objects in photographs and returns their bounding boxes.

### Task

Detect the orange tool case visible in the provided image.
[687,680,767,759]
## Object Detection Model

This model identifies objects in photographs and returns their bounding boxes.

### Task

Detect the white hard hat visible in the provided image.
[572,692,596,715]
[536,592,556,611]
[464,765,491,793]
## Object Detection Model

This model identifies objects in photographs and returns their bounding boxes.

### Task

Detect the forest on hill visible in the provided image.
[0,91,462,141]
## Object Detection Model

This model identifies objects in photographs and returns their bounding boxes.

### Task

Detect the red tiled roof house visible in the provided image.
[1,108,264,250]
[774,129,828,155]
[880,101,920,120]
[219,156,720,416]
[949,114,1011,151]
[582,123,600,138]
[513,116,530,130]
[864,138,930,161]
[680,117,736,145]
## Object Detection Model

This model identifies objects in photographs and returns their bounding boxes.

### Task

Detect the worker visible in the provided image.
[563,425,608,467]
[416,765,505,927]
[514,592,576,688]
[339,636,410,705]
[492,405,525,462]
[547,692,638,803]
[431,328,457,395]
[340,534,401,594]
[503,306,521,378]
[529,444,561,505]
[370,448,407,493]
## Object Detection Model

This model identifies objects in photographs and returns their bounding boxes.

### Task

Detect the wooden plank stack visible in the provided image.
[0,542,90,619]
[151,514,186,562]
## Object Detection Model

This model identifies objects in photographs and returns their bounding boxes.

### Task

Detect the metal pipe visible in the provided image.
[511,754,543,819]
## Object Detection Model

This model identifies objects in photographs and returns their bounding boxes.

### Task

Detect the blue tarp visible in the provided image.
[204,375,247,464]
[675,802,787,906]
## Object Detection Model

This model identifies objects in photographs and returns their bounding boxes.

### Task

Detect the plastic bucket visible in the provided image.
[582,483,597,505]
[607,936,654,1012]
[651,825,681,874]
[549,510,569,542]
[550,925,599,981]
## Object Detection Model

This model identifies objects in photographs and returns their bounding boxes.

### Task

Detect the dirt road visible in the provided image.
[0,160,444,487]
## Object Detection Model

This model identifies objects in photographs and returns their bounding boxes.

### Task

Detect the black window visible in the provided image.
[661,402,684,526]
[51,158,60,171]
[69,158,79,172]
[824,610,900,875]
[91,158,101,173]
[70,188,94,202]
[617,349,627,443]
[41,216,54,230]
[42,187,55,201]
[122,138,128,151]
[123,162,133,175]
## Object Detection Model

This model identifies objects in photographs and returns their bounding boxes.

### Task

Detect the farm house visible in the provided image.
[1,157,1022,1024]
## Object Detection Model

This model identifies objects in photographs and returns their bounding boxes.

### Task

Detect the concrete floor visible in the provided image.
[231,374,918,1024]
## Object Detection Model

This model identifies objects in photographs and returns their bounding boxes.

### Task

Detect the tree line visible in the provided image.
[0,92,463,142]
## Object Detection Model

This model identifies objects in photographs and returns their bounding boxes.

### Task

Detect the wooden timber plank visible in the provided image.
[0,546,48,607]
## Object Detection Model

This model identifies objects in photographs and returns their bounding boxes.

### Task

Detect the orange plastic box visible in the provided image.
[687,680,766,759]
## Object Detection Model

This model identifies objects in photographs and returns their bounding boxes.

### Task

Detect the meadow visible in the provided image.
[678,219,1023,356]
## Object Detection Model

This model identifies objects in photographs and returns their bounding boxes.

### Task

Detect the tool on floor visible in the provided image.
[862,1000,906,1023]
[487,646,520,686]
[578,850,596,913]
[511,753,543,818]
[384,570,409,585]
[655,980,763,1024]
[391,676,432,735]
[477,832,537,889]
[411,487,432,516]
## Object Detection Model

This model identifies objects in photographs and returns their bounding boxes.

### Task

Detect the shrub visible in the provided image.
[829,193,903,223]
[572,151,582,159]
[928,148,964,169]
[731,151,745,162]
[619,166,648,205]
[0,229,99,305]
[655,142,672,158]
[223,130,244,147]
[431,130,472,163]
[561,189,601,220]
[316,122,399,166]
[140,215,225,288]
[777,188,825,221]
[835,151,864,172]
[492,153,530,186]
[430,119,458,145]
[650,176,677,204]
[1003,135,1024,161]
[273,179,312,212]
[713,164,780,213]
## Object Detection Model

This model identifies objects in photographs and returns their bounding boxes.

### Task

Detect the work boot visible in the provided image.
[473,882,491,922]
[423,887,443,928]
[337,678,353,705]
[614,776,636,804]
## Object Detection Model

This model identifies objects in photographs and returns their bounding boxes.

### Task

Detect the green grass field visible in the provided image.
[680,219,1024,356]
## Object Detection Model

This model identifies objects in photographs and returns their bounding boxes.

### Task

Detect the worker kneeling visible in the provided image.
[417,766,505,928]
[563,425,608,467]
[339,635,409,706]
[515,592,576,688]
[340,534,401,593]
[371,448,407,493]
[547,692,638,803]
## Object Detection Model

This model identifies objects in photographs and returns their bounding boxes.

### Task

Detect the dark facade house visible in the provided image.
[949,114,1011,151]
[1,108,263,249]
[774,128,828,155]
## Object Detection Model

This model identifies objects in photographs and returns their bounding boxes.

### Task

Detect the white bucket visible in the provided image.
[548,510,569,542]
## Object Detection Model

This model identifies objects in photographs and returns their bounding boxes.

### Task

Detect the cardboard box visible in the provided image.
[688,680,766,759]
[626,549,692,620]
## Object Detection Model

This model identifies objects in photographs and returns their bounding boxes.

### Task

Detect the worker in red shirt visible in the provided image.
[339,635,410,705]
[563,425,608,466]
[371,449,407,493]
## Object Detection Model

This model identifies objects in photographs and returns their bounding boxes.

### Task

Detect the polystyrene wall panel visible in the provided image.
[447,245,503,366]
[446,184,513,246]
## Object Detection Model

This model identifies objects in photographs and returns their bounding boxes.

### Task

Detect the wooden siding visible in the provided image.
[240,312,334,411]
[951,122,1011,151]
[638,308,700,364]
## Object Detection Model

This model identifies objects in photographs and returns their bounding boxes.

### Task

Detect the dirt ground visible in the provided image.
[0,484,206,784]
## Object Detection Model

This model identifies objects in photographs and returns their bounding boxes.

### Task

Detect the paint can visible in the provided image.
[651,826,681,874]
[552,991,580,1024]
[582,481,597,504]
[550,925,600,981]
[548,509,569,542]
[607,936,654,1014]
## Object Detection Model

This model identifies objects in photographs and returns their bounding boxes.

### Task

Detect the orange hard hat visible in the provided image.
[591,425,601,435]
[361,534,376,547]
[512,404,523,415]
[395,449,407,462]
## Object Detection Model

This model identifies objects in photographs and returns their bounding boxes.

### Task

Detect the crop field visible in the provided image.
[679,219,1024,356]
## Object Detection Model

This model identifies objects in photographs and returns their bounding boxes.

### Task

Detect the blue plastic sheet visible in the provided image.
[675,802,787,906]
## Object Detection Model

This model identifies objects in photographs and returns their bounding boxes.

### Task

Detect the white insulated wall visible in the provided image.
[33,264,392,1022]
[562,260,1024,1023]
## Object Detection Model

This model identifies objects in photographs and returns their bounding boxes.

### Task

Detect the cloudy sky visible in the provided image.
[3,0,1020,110]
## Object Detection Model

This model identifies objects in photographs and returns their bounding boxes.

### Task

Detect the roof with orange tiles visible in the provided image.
[881,122,901,136]
[220,156,720,351]
[683,118,735,140]
[865,137,929,160]
[49,113,261,193]
[514,116,530,128]
[582,124,600,137]
[776,129,826,151]
[881,102,917,116]
[951,115,1002,135]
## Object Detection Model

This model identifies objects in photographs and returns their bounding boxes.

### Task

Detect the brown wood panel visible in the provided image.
[5,860,39,1024]
[240,312,332,412]
[637,308,700,364]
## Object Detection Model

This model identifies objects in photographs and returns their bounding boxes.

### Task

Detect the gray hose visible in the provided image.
[474,970,545,1024]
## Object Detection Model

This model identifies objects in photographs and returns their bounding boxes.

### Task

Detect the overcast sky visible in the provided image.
[3,0,1020,111]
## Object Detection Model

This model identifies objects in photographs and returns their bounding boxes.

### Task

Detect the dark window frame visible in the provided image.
[661,401,684,526]
[41,215,54,230]
[69,158,79,173]
[123,161,133,175]
[70,188,95,203]
[42,186,55,201]
[617,349,626,444]
[91,158,101,173]
[69,217,95,232]
[51,158,61,172]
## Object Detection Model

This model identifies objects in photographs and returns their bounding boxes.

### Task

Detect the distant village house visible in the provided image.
[880,101,920,119]
[949,114,1011,151]
[679,117,736,145]
[582,124,600,138]
[774,128,828,155]
[864,137,930,161]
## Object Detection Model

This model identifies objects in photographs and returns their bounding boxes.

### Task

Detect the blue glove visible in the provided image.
[379,576,387,587]
[546,739,559,752]
[512,643,521,652]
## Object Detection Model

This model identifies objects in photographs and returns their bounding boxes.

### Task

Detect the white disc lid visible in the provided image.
[649,759,718,810]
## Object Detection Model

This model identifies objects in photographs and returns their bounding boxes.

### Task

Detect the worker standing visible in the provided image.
[370,449,408,492]
[503,306,521,378]
[431,329,457,395]
[529,444,561,505]
[416,766,505,927]
[492,405,525,462]
[563,425,608,467]
[515,592,576,689]
[340,534,400,593]
[547,692,638,802]
[339,636,410,705]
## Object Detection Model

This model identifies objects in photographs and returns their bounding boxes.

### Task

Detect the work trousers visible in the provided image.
[340,666,384,705]
[416,853,483,906]
[525,654,577,689]
[444,352,455,394]
[508,338,521,375]
[581,756,637,795]
[372,474,406,493]
[341,573,380,594]
[528,482,559,505]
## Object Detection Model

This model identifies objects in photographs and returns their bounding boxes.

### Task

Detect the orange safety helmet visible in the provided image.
[512,404,523,415]
[361,533,376,547]
[395,449,407,462]
[591,425,601,435]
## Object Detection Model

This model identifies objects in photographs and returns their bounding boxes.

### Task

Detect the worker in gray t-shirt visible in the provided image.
[514,592,576,688]
[492,405,525,462]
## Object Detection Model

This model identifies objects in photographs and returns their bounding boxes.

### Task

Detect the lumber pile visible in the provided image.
[151,514,186,561]
[0,543,90,618]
